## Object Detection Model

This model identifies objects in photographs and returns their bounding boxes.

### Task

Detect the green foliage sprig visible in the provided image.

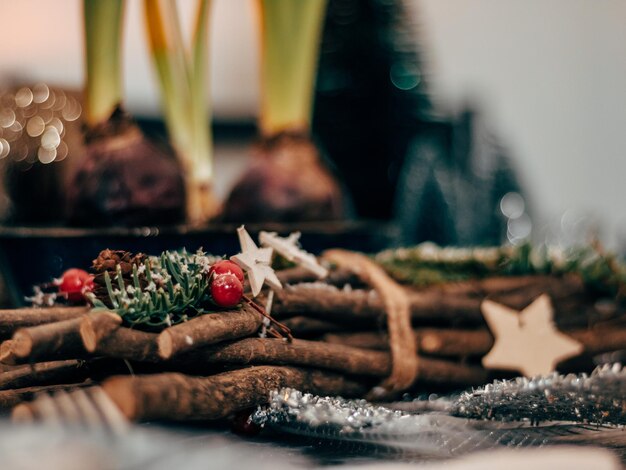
[375,242,626,297]
[90,249,221,328]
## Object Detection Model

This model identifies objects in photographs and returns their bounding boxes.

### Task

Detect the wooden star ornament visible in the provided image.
[481,294,584,377]
[259,231,328,279]
[230,226,282,297]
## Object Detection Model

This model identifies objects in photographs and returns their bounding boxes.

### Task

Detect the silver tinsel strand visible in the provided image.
[251,388,498,457]
[250,366,625,458]
[452,363,626,425]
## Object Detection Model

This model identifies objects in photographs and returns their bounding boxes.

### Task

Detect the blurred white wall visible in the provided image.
[1,0,625,247]
[413,0,626,248]
[0,0,259,119]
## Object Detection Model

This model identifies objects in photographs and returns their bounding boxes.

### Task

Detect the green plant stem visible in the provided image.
[188,0,215,221]
[144,0,192,157]
[144,0,215,223]
[83,0,124,127]
[259,0,328,136]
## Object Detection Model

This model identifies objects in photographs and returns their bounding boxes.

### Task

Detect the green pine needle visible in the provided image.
[90,249,222,328]
[375,242,626,296]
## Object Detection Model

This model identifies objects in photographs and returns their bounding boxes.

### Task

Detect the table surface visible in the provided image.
[0,421,622,469]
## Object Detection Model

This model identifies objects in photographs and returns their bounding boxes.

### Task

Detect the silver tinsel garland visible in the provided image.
[252,388,496,458]
[251,365,626,459]
[452,363,626,425]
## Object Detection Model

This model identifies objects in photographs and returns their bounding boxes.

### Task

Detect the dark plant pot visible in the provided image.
[0,221,396,307]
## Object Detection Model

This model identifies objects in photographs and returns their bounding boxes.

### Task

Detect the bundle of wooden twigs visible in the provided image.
[0,265,624,424]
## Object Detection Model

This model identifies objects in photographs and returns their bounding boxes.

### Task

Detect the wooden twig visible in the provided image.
[157,306,262,359]
[9,317,88,363]
[276,266,358,286]
[184,338,389,376]
[323,329,494,356]
[281,316,348,336]
[0,358,26,374]
[243,296,293,341]
[323,327,626,359]
[80,312,159,362]
[271,283,484,325]
[0,381,92,410]
[103,366,368,422]
[80,311,122,345]
[10,403,35,423]
[272,276,611,328]
[569,327,626,356]
[0,360,90,391]
[0,340,18,365]
[444,275,583,298]
[414,356,488,386]
[174,337,488,386]
[272,284,381,323]
[0,307,89,340]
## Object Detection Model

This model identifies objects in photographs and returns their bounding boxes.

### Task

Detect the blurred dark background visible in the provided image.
[0,0,536,249]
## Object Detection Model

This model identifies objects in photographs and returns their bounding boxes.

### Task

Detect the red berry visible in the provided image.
[209,260,245,283]
[231,409,261,436]
[210,273,243,308]
[58,268,94,302]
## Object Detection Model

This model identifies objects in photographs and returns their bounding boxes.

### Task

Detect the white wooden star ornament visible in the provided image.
[481,294,584,377]
[230,226,282,297]
[259,231,328,279]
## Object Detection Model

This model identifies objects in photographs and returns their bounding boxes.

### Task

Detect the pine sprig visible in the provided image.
[375,242,626,296]
[90,249,222,328]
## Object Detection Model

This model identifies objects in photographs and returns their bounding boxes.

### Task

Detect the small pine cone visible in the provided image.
[92,249,146,275]
[92,249,147,305]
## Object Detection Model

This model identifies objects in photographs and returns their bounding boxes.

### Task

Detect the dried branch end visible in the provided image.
[103,366,367,422]
[11,403,35,423]
[157,306,262,360]
[10,316,87,362]
[0,382,92,410]
[80,312,159,362]
[0,360,89,391]
[80,311,123,353]
[0,307,88,340]
[0,341,17,365]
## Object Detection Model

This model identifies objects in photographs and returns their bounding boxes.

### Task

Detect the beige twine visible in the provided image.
[322,249,418,398]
